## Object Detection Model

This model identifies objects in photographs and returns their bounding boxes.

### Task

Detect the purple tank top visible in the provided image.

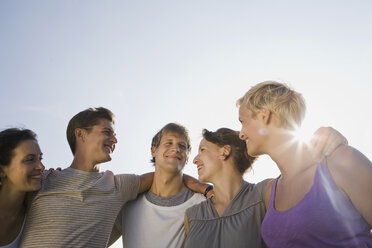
[261,160,372,248]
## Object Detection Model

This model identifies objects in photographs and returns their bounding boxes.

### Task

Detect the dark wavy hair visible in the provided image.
[202,128,256,174]
[0,128,37,166]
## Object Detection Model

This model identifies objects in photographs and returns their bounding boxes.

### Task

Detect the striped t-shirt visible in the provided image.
[21,167,140,248]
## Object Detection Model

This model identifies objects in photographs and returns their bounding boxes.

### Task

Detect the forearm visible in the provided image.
[138,172,154,194]
[183,174,212,197]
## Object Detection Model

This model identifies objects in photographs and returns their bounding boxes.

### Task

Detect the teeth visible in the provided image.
[105,145,112,153]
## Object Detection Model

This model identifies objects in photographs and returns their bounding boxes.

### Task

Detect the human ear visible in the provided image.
[151,146,157,158]
[221,145,231,160]
[75,128,86,142]
[260,109,272,125]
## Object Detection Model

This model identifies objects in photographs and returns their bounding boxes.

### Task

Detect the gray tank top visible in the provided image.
[184,180,269,248]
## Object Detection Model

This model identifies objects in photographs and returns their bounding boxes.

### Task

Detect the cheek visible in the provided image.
[9,171,28,186]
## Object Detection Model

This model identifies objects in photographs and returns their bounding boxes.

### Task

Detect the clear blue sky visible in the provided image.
[1,1,371,245]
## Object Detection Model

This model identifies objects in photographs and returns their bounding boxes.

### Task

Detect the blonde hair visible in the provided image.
[237,81,306,129]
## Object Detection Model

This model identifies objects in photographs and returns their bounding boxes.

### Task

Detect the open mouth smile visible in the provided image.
[30,174,42,180]
[104,144,114,153]
[166,155,181,161]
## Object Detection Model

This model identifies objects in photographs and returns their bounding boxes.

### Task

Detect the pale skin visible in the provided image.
[238,104,372,226]
[149,132,188,197]
[184,138,245,235]
[108,131,210,246]
[192,139,240,217]
[184,124,348,236]
[0,139,44,246]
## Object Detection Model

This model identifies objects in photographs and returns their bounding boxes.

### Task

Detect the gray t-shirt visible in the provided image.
[21,167,140,248]
[145,188,195,206]
[184,180,269,248]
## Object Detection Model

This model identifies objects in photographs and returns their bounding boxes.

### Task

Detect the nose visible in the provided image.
[170,144,181,152]
[176,144,182,152]
[37,160,45,172]
[239,131,245,140]
[193,154,199,165]
[111,135,118,144]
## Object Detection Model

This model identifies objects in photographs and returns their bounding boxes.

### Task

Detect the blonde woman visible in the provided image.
[237,81,372,247]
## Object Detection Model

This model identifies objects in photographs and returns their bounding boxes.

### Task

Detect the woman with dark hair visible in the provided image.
[0,128,45,248]
[184,128,269,247]
[183,126,346,247]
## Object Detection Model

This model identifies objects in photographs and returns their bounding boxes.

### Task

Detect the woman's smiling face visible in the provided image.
[193,138,223,182]
[1,139,45,192]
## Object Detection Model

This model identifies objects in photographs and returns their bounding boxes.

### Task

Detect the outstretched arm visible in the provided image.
[310,126,348,162]
[327,145,372,226]
[138,172,154,194]
[183,174,214,198]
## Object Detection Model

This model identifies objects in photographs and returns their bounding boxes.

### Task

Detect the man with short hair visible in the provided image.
[111,123,207,248]
[21,107,153,247]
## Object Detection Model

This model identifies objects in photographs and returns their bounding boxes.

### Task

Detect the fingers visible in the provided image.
[206,189,215,199]
[324,128,348,156]
[48,168,61,177]
[309,127,330,162]
[310,127,348,162]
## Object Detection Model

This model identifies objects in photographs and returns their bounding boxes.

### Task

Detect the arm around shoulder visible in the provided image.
[327,145,372,226]
[183,174,212,197]
[139,172,154,194]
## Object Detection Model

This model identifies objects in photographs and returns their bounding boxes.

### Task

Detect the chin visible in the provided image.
[198,175,207,183]
[200,178,208,183]
[246,147,258,157]
[28,184,42,192]
[101,155,112,162]
[248,148,262,156]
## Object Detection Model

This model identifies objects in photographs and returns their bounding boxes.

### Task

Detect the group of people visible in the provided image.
[1,81,371,248]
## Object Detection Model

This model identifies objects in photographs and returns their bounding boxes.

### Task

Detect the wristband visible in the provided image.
[203,185,213,197]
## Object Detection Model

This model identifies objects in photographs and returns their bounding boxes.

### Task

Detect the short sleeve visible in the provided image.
[114,174,140,202]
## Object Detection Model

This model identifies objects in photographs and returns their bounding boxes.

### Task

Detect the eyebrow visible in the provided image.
[23,153,41,161]
[165,138,187,145]
[24,154,36,158]
[26,152,43,157]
